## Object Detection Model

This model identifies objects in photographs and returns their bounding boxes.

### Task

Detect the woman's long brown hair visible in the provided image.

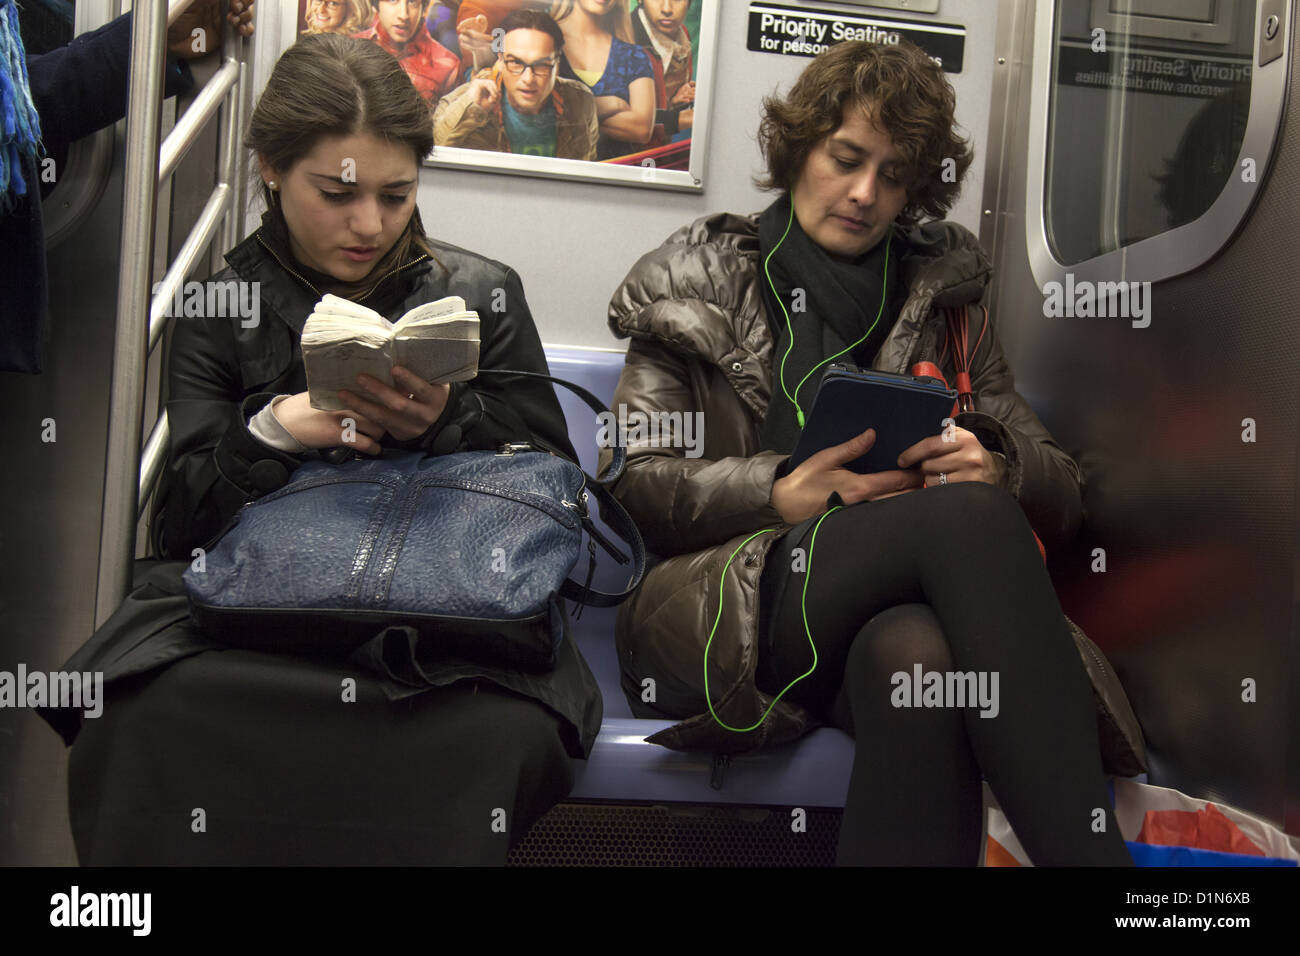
[245,33,437,299]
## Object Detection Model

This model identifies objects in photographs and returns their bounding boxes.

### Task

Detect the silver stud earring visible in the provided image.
[267,181,278,191]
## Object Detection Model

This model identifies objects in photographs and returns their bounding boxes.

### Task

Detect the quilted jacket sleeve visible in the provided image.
[597,223,790,556]
[598,338,787,557]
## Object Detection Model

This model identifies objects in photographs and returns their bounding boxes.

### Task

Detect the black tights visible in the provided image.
[755,481,1134,866]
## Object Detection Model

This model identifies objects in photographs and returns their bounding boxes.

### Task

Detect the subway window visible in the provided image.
[1027,0,1285,286]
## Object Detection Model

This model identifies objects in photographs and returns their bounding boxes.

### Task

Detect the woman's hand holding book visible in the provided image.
[338,365,452,443]
[273,392,388,456]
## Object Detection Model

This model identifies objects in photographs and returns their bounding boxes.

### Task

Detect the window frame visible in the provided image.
[1024,0,1290,290]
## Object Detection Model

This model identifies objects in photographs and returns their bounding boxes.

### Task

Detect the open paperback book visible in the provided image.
[301,294,481,411]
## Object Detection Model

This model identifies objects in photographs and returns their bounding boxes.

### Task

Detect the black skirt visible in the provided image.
[40,560,603,864]
[40,560,602,759]
[68,651,574,864]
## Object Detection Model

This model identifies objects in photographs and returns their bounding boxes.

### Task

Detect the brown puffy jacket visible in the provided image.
[597,211,1132,759]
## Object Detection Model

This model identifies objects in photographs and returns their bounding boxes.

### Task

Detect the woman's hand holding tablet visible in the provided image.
[771,425,1010,523]
[770,428,924,524]
[897,427,1008,490]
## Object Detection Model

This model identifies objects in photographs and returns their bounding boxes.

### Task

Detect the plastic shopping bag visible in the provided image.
[983,780,1299,867]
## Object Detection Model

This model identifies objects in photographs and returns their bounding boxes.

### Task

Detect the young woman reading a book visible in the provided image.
[597,40,1138,866]
[40,33,601,864]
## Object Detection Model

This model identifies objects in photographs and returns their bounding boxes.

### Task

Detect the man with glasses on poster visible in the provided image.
[434,9,598,160]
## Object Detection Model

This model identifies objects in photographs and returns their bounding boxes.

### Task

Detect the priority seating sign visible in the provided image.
[747,2,966,72]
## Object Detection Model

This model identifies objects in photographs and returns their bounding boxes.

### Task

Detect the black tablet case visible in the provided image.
[786,365,959,474]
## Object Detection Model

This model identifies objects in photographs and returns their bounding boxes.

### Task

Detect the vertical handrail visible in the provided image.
[217,29,243,256]
[94,0,171,628]
[94,0,250,628]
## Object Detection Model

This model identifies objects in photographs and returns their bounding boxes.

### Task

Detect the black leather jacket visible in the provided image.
[104,227,604,759]
[153,226,579,559]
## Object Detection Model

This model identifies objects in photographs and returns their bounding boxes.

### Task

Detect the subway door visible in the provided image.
[981,0,1297,835]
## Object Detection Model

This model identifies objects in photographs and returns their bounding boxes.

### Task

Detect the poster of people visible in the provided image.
[293,0,716,190]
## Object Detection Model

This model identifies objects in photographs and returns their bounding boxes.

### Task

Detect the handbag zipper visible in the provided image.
[233,472,580,523]
[413,477,581,527]
[362,473,583,606]
[247,474,404,507]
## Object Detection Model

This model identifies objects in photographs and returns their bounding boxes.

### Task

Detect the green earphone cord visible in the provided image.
[704,505,842,732]
[705,203,893,731]
[761,201,894,429]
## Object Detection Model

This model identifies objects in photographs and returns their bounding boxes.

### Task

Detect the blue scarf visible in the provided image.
[0,0,41,212]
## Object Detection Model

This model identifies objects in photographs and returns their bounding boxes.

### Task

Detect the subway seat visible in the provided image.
[543,345,855,807]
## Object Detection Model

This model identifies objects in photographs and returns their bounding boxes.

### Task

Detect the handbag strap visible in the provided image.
[558,478,647,609]
[477,367,646,609]
[475,367,626,483]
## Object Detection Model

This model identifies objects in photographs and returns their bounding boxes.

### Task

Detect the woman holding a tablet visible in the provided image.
[598,39,1136,865]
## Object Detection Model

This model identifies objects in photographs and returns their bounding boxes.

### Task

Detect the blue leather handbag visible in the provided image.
[183,371,645,671]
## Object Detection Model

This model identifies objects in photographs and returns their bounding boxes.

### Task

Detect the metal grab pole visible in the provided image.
[94,0,170,628]
[217,15,245,257]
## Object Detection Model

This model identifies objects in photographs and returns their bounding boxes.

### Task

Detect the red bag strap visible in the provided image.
[920,306,1045,562]
[944,304,991,413]
[912,305,1046,563]
[920,304,984,415]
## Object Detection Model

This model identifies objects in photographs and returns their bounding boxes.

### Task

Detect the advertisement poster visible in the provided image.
[292,0,718,190]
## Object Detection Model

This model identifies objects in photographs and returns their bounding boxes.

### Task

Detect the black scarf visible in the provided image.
[757,192,905,456]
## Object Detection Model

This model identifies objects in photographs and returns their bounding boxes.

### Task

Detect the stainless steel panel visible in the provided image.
[985,0,1298,836]
[0,152,127,868]
[1026,1,1285,287]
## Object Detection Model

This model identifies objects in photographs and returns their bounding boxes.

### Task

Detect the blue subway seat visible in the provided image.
[544,345,855,807]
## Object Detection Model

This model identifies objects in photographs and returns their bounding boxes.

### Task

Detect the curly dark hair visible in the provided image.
[757,40,973,225]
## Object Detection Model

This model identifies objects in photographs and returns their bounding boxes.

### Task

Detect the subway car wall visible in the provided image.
[0,0,1295,868]
[982,0,1298,841]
